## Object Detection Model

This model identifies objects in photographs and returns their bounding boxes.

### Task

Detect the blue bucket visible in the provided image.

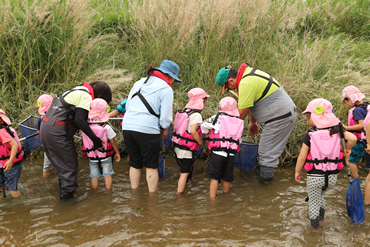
[234,142,259,172]
[19,116,42,151]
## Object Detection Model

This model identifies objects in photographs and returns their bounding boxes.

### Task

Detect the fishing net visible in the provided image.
[234,142,259,172]
[346,178,365,225]
[19,116,42,151]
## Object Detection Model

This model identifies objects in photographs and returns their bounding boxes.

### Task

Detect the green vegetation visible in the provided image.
[1,0,370,164]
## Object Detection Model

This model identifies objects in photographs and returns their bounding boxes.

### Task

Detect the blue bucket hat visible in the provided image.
[155,60,181,82]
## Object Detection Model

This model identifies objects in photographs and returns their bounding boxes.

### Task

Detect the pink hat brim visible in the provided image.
[220,109,240,117]
[311,113,340,128]
[185,99,204,110]
[87,111,109,123]
[38,106,50,116]
[0,114,11,125]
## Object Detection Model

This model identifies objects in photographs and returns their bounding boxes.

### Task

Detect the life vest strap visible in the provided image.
[172,132,198,144]
[0,150,23,161]
[205,137,239,144]
[173,142,192,151]
[305,157,344,164]
[210,147,238,154]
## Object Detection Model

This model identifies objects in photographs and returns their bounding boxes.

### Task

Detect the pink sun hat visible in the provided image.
[303,98,340,128]
[341,86,365,104]
[0,109,12,125]
[87,98,110,123]
[37,94,53,116]
[219,97,240,117]
[185,88,210,110]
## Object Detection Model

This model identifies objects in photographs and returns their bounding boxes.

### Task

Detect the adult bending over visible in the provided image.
[40,81,112,200]
[216,63,296,184]
[122,60,180,192]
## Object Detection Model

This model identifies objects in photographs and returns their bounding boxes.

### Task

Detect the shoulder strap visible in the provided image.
[131,73,160,118]
[241,67,280,103]
[0,125,15,138]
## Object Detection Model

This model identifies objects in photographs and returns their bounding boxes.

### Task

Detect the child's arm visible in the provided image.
[295,143,309,182]
[366,122,370,154]
[109,110,120,118]
[3,140,18,172]
[109,138,120,162]
[191,123,204,145]
[344,120,364,131]
[344,131,357,158]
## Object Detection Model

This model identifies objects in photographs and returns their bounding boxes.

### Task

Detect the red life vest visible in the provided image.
[348,103,369,140]
[81,123,114,160]
[0,126,24,167]
[172,110,202,151]
[207,112,244,154]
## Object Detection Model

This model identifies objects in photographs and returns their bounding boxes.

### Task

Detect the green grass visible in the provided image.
[1,0,370,164]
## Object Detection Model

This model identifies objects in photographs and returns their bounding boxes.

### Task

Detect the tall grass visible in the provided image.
[1,0,370,164]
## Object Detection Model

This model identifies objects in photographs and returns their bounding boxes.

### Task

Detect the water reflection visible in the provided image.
[0,157,369,246]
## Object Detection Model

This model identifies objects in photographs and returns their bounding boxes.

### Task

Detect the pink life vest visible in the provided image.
[348,103,370,140]
[172,110,202,151]
[362,113,370,140]
[207,112,244,154]
[0,126,24,167]
[304,129,344,173]
[82,123,114,160]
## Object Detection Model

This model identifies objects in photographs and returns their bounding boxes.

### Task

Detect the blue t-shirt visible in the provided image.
[116,99,127,114]
[353,106,367,123]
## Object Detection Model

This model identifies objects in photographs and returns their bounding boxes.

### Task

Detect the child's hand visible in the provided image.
[366,144,370,154]
[205,133,210,139]
[344,150,351,159]
[198,140,205,146]
[114,153,121,163]
[3,161,13,172]
[295,171,302,182]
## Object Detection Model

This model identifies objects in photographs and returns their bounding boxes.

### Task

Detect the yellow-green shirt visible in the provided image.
[238,67,280,109]
[62,86,92,111]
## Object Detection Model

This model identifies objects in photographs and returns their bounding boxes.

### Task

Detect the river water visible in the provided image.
[1,157,369,246]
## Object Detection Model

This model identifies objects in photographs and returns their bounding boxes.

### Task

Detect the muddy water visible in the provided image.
[1,157,370,246]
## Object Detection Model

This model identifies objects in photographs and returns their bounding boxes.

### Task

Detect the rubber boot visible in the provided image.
[60,191,74,201]
[259,165,275,184]
[259,175,273,184]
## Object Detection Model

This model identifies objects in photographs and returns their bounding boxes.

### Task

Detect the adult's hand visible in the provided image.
[248,122,258,137]
[160,128,168,139]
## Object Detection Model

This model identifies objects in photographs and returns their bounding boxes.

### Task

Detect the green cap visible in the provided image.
[216,67,230,87]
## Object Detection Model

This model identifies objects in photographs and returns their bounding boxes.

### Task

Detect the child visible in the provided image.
[36,94,55,178]
[172,88,210,195]
[0,109,24,198]
[295,99,356,229]
[201,97,244,199]
[82,99,120,193]
[341,86,369,179]
[108,98,127,120]
[360,111,370,204]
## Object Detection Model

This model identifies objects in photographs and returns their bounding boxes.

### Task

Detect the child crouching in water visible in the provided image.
[82,99,120,193]
[36,94,55,178]
[172,88,210,195]
[0,109,24,198]
[295,99,356,229]
[201,97,244,198]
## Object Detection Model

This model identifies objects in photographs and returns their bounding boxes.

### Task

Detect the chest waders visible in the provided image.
[244,67,297,181]
[40,88,90,200]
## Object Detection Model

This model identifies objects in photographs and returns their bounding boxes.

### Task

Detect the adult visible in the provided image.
[40,81,112,200]
[122,60,180,192]
[216,63,296,184]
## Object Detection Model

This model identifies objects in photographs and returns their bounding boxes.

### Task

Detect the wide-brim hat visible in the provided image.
[303,98,340,128]
[155,60,181,82]
[219,97,239,117]
[184,88,210,110]
[87,98,110,123]
[37,94,53,116]
[341,85,365,104]
[0,109,11,125]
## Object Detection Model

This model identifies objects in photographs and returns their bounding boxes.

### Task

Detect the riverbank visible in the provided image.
[1,0,370,164]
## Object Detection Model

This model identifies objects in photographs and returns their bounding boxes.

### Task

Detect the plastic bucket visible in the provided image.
[19,116,42,151]
[234,142,259,172]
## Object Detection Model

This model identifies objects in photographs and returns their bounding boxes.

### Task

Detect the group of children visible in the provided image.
[295,86,370,229]
[1,84,370,229]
